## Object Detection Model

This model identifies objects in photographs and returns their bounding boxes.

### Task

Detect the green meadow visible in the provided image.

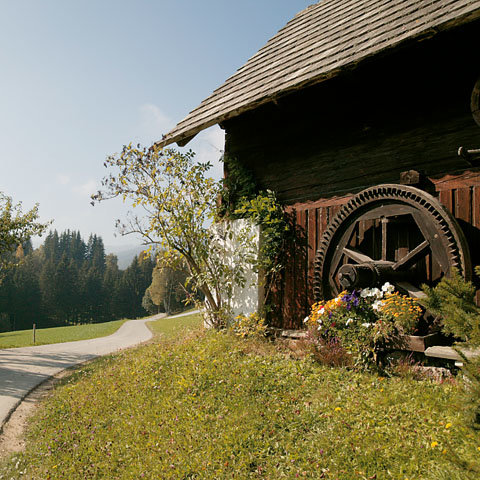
[0,319,128,349]
[1,313,480,479]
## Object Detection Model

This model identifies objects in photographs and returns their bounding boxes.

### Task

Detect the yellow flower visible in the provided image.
[445,423,452,429]
[431,441,439,448]
[334,407,342,412]
[442,449,447,454]
[477,446,480,452]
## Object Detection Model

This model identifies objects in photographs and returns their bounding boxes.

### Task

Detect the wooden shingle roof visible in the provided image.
[160,0,480,147]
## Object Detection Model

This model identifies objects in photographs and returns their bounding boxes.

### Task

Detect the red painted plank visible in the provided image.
[439,189,453,214]
[472,187,480,307]
[307,207,317,307]
[455,187,471,223]
[320,206,328,237]
[315,208,322,251]
[282,207,296,328]
[294,209,308,328]
[473,186,480,229]
[331,204,341,219]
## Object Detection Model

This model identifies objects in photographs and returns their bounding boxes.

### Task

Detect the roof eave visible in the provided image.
[158,4,480,149]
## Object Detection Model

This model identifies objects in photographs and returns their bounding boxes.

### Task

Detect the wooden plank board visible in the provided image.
[433,172,480,191]
[307,207,317,307]
[439,189,454,214]
[473,186,480,229]
[472,186,480,306]
[425,345,480,361]
[455,187,471,223]
[282,207,297,328]
[319,207,328,238]
[232,114,480,204]
[294,209,308,328]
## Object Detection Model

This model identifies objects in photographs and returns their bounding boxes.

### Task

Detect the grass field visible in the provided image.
[0,319,128,348]
[1,315,480,479]
[147,311,202,338]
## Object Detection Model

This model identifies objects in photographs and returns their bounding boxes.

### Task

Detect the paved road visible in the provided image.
[0,315,163,430]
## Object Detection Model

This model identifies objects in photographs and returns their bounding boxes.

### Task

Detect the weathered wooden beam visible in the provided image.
[399,170,422,185]
[424,345,480,361]
[272,329,307,339]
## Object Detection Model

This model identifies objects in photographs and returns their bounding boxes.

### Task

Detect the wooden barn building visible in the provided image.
[161,0,480,330]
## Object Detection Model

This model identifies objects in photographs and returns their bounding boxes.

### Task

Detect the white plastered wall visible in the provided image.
[210,218,263,321]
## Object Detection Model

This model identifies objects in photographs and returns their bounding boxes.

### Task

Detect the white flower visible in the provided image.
[360,288,370,298]
[361,287,382,298]
[361,322,372,328]
[303,316,310,324]
[319,307,325,315]
[371,287,383,299]
[381,282,394,294]
[317,318,323,325]
[372,300,384,311]
[317,325,323,331]
[346,318,353,326]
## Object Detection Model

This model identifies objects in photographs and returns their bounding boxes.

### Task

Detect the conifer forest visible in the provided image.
[0,230,157,332]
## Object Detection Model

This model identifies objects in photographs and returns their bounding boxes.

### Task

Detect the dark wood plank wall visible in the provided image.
[223,21,480,328]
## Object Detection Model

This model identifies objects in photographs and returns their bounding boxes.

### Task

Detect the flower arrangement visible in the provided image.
[305,283,422,368]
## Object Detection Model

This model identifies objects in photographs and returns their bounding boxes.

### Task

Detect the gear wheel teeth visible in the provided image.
[313,183,470,302]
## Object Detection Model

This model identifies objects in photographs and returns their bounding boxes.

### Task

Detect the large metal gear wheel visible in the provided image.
[314,184,471,301]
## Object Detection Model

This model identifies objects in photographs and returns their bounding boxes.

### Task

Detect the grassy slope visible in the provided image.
[2,315,480,479]
[147,312,202,338]
[0,319,128,348]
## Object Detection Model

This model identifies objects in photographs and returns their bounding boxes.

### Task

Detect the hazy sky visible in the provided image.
[0,0,313,249]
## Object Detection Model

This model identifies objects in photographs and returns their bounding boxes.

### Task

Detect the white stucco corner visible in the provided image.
[211,218,263,321]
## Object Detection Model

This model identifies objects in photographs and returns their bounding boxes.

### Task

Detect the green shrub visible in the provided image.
[422,268,480,345]
[422,269,480,475]
[423,269,480,428]
[231,311,268,338]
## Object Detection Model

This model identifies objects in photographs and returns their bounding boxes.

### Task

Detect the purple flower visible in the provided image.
[342,290,360,310]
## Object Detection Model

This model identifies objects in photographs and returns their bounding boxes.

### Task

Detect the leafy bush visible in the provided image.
[305,283,422,368]
[231,311,268,338]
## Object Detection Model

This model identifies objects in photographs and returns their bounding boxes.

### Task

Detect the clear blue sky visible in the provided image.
[0,0,313,249]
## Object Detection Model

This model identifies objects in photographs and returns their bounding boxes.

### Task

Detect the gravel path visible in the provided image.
[0,316,162,430]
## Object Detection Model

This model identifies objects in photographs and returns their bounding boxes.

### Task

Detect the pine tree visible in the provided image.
[11,254,43,329]
[423,268,480,344]
[103,254,121,319]
[423,268,480,429]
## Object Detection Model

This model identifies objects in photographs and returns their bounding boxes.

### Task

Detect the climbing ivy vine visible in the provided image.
[220,155,291,309]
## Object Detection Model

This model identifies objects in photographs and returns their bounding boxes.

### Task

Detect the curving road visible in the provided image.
[0,316,161,431]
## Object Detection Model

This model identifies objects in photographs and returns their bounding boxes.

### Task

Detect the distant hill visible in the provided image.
[106,244,155,270]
